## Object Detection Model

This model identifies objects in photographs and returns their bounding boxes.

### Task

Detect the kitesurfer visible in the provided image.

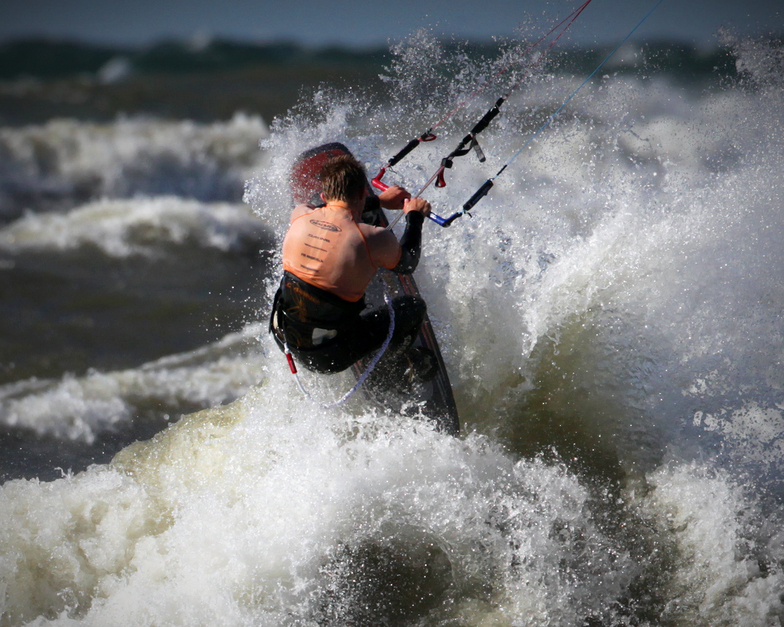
[270,154,435,378]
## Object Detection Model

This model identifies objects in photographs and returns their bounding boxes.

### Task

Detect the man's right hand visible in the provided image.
[403,197,431,217]
[378,185,410,210]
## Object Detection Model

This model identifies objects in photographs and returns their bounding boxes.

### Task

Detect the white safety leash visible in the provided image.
[284,285,395,409]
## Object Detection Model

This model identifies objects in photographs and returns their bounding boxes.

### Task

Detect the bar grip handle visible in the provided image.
[462,179,494,212]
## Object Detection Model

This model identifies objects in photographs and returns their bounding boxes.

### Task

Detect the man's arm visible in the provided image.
[392,212,424,274]
[393,198,431,274]
[363,198,430,274]
[362,197,431,273]
[363,185,410,221]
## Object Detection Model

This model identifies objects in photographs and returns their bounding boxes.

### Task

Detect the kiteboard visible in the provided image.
[289,142,460,435]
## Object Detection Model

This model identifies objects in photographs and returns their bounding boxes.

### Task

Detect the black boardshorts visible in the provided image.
[270,273,426,374]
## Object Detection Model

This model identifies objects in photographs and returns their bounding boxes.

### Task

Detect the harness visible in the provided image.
[271,273,396,409]
[270,271,365,350]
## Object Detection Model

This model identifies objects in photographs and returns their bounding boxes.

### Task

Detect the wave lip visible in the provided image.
[0,196,271,258]
[0,323,267,443]
[0,113,269,222]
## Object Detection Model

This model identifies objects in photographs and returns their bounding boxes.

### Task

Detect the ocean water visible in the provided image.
[2,31,784,626]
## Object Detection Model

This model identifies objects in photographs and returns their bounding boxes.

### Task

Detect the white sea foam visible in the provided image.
[0,388,629,626]
[0,196,270,258]
[1,388,781,626]
[639,462,784,626]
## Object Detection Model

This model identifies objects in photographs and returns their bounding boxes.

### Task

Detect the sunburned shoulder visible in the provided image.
[290,203,316,223]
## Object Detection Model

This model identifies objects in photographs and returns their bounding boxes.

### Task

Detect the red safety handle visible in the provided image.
[371,167,389,192]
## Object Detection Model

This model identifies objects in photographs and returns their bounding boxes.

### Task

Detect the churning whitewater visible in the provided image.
[2,29,784,626]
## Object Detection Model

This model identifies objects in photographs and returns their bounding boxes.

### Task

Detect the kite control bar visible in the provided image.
[371,171,456,228]
[373,173,494,228]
